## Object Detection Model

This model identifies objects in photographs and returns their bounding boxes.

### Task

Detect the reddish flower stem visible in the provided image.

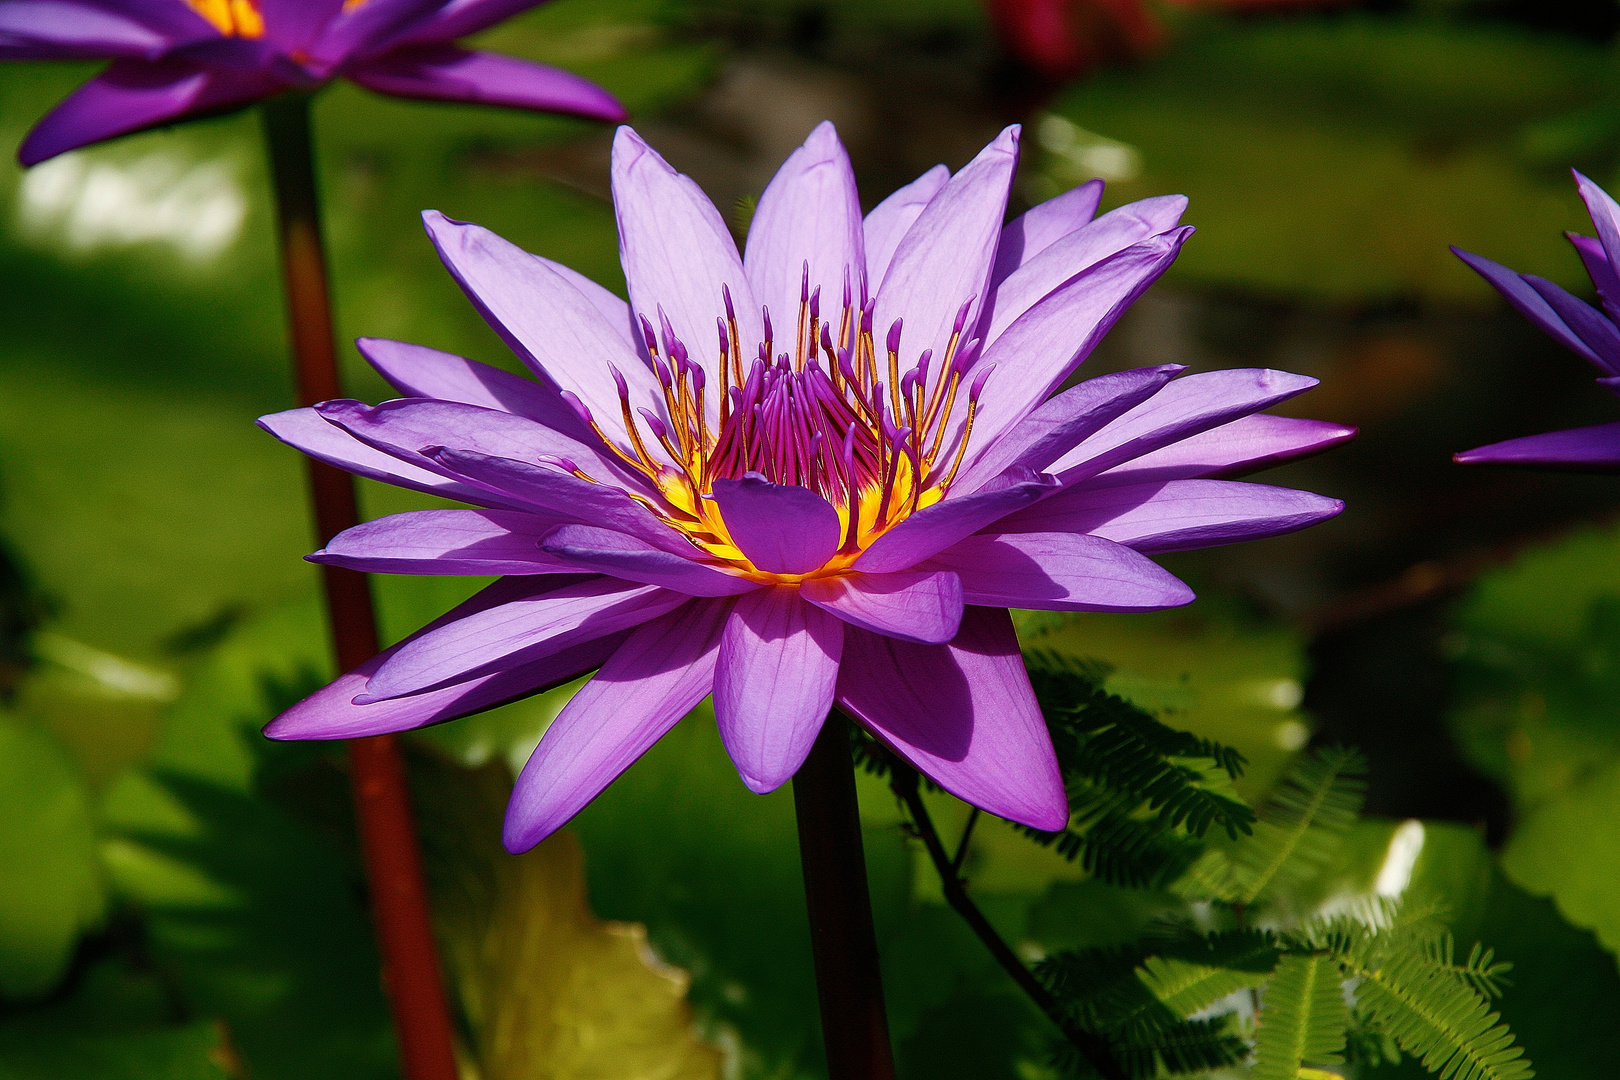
[792,712,897,1080]
[260,93,459,1080]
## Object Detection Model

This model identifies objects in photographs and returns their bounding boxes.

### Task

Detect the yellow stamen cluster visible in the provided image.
[186,0,265,37]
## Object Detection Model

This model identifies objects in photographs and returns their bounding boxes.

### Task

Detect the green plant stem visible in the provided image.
[887,762,1127,1080]
[793,713,896,1080]
[260,92,459,1080]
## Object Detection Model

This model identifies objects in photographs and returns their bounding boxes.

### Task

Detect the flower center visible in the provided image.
[562,265,991,581]
[186,0,264,37]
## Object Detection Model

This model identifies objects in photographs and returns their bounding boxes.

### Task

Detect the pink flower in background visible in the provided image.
[260,122,1349,850]
[2,0,626,165]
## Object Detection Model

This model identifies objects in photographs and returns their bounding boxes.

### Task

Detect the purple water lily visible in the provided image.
[1454,171,1620,470]
[2,0,626,166]
[260,122,1349,850]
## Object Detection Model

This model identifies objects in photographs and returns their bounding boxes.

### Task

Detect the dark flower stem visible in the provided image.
[793,712,897,1080]
[260,92,459,1080]
[887,762,1127,1080]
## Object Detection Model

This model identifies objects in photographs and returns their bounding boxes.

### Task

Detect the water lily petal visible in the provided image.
[862,164,949,290]
[422,210,661,450]
[835,607,1067,831]
[1452,246,1604,370]
[873,126,1019,396]
[1567,232,1620,327]
[541,524,760,596]
[1049,368,1319,484]
[386,0,543,43]
[258,407,520,509]
[19,56,281,165]
[257,0,342,53]
[952,229,1190,466]
[1090,414,1356,487]
[265,629,628,741]
[1455,422,1620,470]
[714,588,843,793]
[989,178,1104,286]
[612,127,763,397]
[0,1,203,59]
[982,194,1187,345]
[854,472,1055,573]
[308,0,442,67]
[1523,274,1620,368]
[364,576,686,702]
[356,337,574,424]
[309,508,572,575]
[504,599,729,851]
[744,121,864,345]
[954,364,1183,493]
[346,46,626,121]
[427,448,694,555]
[995,479,1344,553]
[924,532,1193,610]
[712,474,842,575]
[800,569,962,644]
[318,396,650,498]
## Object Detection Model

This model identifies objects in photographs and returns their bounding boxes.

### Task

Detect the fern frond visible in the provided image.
[1425,939,1514,1000]
[1326,922,1533,1080]
[1198,745,1366,906]
[1014,780,1204,888]
[1253,953,1348,1080]
[1051,1017,1248,1079]
[1138,929,1282,1016]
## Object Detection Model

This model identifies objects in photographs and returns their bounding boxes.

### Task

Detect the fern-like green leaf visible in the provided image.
[1322,920,1534,1080]
[1253,953,1349,1080]
[1138,929,1281,1016]
[1013,780,1205,888]
[1190,745,1366,906]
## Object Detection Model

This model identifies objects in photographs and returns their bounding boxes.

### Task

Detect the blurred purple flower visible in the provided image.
[3,0,626,166]
[1454,172,1620,470]
[260,122,1349,850]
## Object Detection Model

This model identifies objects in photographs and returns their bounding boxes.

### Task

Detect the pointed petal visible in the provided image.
[19,57,280,166]
[540,524,761,596]
[862,164,949,290]
[982,194,1187,345]
[0,2,201,60]
[800,569,963,644]
[712,475,842,575]
[924,532,1193,611]
[421,210,660,450]
[256,0,342,53]
[953,364,1183,494]
[1090,414,1356,487]
[310,508,573,575]
[346,46,626,121]
[504,599,729,851]
[611,127,762,395]
[989,178,1104,287]
[835,607,1067,831]
[1567,232,1620,327]
[1452,246,1605,370]
[317,396,652,499]
[355,337,573,423]
[951,229,1191,468]
[427,448,694,555]
[308,0,443,67]
[744,121,864,340]
[714,588,842,793]
[854,471,1056,573]
[364,576,686,702]
[995,479,1344,553]
[1575,170,1620,286]
[265,630,628,741]
[1523,274,1620,368]
[873,127,1019,396]
[1455,422,1620,470]
[1048,369,1319,485]
[257,407,520,509]
[388,0,544,43]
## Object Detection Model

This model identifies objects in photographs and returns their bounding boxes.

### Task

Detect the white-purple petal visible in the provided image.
[504,599,729,851]
[799,569,963,644]
[540,524,761,596]
[861,164,949,292]
[712,475,842,575]
[345,46,626,122]
[1090,413,1356,487]
[989,178,1105,287]
[311,508,574,575]
[714,588,843,793]
[855,471,1055,574]
[1455,421,1620,470]
[923,532,1194,611]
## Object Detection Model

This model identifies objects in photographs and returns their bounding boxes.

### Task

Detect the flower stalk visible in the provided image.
[888,760,1127,1080]
[792,713,896,1080]
[260,93,459,1080]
